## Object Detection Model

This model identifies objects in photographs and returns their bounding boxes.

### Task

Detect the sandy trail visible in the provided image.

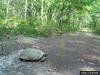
[0,32,100,75]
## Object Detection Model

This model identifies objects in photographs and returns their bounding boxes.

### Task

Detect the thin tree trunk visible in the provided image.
[27,3,33,27]
[41,0,44,24]
[6,0,10,20]
[25,0,28,20]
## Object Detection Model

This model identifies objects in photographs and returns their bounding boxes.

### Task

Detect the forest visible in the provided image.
[0,0,100,37]
[0,0,100,75]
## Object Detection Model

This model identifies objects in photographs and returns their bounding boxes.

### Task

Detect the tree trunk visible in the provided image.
[25,0,28,20]
[6,0,10,20]
[41,0,44,25]
[27,3,33,27]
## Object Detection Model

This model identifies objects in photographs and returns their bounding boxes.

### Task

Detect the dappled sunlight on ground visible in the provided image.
[68,40,86,44]
[80,28,92,32]
[81,54,100,65]
[69,32,80,36]
[80,66,96,71]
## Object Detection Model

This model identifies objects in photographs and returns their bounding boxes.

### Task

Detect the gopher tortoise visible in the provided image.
[19,48,47,62]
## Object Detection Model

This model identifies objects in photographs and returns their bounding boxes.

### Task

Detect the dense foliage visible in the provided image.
[0,0,100,36]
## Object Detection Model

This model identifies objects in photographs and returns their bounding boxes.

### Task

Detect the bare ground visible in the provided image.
[0,32,100,75]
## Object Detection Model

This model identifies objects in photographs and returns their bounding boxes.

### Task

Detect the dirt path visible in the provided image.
[0,32,100,75]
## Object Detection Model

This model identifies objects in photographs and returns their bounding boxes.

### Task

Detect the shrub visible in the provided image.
[94,25,100,35]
